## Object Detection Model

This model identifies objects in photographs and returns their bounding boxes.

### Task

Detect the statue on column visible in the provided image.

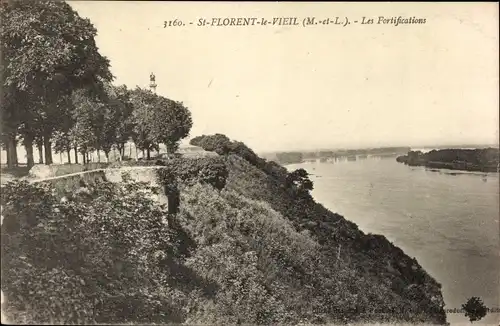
[150,72,155,82]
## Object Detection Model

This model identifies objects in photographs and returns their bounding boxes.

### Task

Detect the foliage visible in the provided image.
[1,1,192,166]
[461,297,488,323]
[179,184,320,324]
[1,179,199,324]
[129,87,159,153]
[111,85,135,156]
[155,157,229,191]
[397,148,499,172]
[221,154,448,325]
[129,87,192,155]
[69,90,101,155]
[189,134,267,170]
[190,134,232,155]
[1,0,113,166]
[52,130,74,155]
[1,0,112,93]
[286,168,314,196]
[150,97,193,153]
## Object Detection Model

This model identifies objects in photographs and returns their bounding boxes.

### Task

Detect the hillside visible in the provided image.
[220,155,446,323]
[1,151,447,324]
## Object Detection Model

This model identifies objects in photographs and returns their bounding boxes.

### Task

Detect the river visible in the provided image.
[288,156,499,325]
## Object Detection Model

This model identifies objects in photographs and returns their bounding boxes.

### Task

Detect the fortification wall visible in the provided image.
[28,163,111,179]
[26,166,166,198]
[34,169,108,197]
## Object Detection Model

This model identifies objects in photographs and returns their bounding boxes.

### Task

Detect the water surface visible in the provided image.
[288,157,499,325]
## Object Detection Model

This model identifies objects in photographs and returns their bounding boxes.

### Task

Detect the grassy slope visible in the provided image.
[176,154,447,324]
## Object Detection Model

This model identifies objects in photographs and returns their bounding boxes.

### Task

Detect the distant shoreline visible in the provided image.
[396,148,499,173]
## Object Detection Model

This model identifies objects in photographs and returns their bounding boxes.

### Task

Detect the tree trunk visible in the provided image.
[67,149,71,164]
[37,140,44,164]
[59,152,63,164]
[43,135,53,165]
[82,152,86,165]
[5,141,11,169]
[97,149,101,163]
[24,137,34,169]
[6,134,18,168]
[166,142,177,154]
[12,136,18,167]
[105,151,110,163]
[5,142,11,168]
[74,147,79,164]
[147,148,151,160]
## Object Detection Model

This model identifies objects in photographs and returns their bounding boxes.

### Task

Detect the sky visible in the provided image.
[68,1,499,153]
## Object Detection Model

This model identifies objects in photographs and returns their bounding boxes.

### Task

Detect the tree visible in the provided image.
[112,85,134,160]
[0,86,23,168]
[286,168,314,196]
[53,131,73,164]
[190,134,231,155]
[149,97,193,154]
[52,103,76,164]
[128,88,193,159]
[70,90,100,164]
[94,84,125,162]
[129,88,193,157]
[129,88,159,159]
[461,297,488,323]
[1,0,113,165]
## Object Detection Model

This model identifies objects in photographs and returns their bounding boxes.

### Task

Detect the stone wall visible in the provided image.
[34,169,108,198]
[28,163,111,180]
[103,166,164,186]
[28,166,166,198]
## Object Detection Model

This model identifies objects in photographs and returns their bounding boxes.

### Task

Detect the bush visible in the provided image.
[1,179,197,324]
[461,297,488,323]
[155,157,228,191]
[189,134,266,169]
[190,134,231,155]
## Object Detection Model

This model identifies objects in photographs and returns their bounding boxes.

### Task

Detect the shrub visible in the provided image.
[189,134,231,155]
[188,134,267,170]
[1,179,198,324]
[462,297,488,323]
[155,157,228,191]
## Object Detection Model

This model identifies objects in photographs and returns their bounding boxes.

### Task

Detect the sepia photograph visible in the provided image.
[0,1,498,325]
